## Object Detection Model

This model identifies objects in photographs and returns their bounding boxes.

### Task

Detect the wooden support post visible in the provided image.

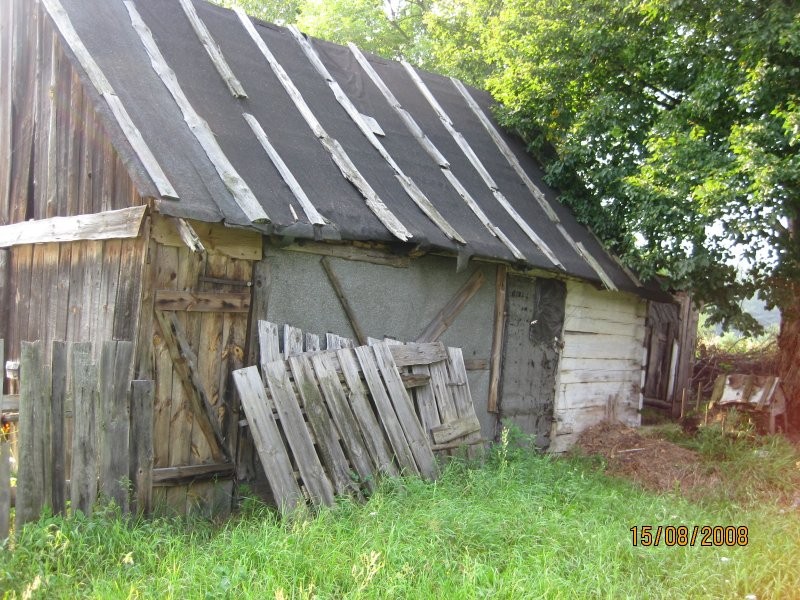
[129,380,154,514]
[50,340,67,515]
[488,265,507,414]
[320,256,367,346]
[70,343,97,516]
[416,270,486,343]
[98,341,134,512]
[0,339,8,539]
[154,310,229,462]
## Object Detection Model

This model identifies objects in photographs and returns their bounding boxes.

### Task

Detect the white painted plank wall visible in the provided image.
[550,281,647,452]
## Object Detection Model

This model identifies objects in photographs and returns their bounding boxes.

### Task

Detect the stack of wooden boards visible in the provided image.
[232,321,482,511]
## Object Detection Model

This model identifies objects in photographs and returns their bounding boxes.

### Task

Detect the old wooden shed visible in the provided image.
[1,0,675,511]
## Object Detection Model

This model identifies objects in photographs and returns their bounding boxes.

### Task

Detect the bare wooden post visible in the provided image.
[129,380,154,514]
[16,340,49,524]
[70,342,97,516]
[98,340,133,512]
[320,256,367,346]
[487,265,507,414]
[51,340,68,515]
[0,338,9,538]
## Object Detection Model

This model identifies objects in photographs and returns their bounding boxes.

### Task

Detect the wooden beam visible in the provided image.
[488,264,507,413]
[129,380,154,513]
[155,290,251,313]
[0,206,147,248]
[575,241,618,291]
[402,61,563,270]
[154,309,229,462]
[464,358,489,371]
[151,462,235,486]
[416,270,486,343]
[125,2,269,224]
[41,0,178,199]
[151,215,262,260]
[320,256,367,346]
[234,9,411,241]
[173,218,205,254]
[290,27,464,244]
[177,0,247,98]
[280,241,410,268]
[389,341,448,367]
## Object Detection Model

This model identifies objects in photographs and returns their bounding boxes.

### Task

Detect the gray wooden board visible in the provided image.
[263,359,334,506]
[50,340,68,515]
[336,348,398,477]
[429,360,459,425]
[99,340,133,512]
[410,364,440,444]
[258,320,281,366]
[353,345,418,475]
[304,332,320,352]
[371,344,438,480]
[389,342,448,367]
[288,355,358,498]
[283,324,304,357]
[70,343,97,516]
[16,341,47,524]
[310,352,375,491]
[445,346,483,453]
[232,366,302,512]
[129,380,154,514]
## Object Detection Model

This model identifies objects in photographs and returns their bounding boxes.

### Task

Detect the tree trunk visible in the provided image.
[779,302,800,432]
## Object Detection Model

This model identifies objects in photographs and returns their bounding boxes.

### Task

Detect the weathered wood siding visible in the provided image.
[0,0,145,225]
[550,280,647,452]
[6,236,148,366]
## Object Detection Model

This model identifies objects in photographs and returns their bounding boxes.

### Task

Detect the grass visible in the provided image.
[1,431,799,599]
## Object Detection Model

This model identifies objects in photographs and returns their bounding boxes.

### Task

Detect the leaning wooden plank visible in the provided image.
[283,324,304,357]
[575,241,618,291]
[172,218,205,254]
[154,310,229,462]
[416,271,486,343]
[320,256,367,345]
[258,320,281,366]
[16,341,50,524]
[371,344,438,480]
[336,348,398,476]
[41,0,178,199]
[124,2,269,224]
[401,61,563,269]
[353,346,418,475]
[311,352,375,491]
[410,365,440,444]
[444,346,483,454]
[263,359,335,506]
[0,206,147,248]
[98,341,134,512]
[232,366,303,512]
[155,290,251,313]
[129,380,154,514]
[389,341,448,367]
[429,360,459,425]
[70,343,97,516]
[488,265,507,413]
[50,340,68,515]
[151,462,235,486]
[177,0,246,98]
[243,113,325,226]
[450,78,560,223]
[290,27,464,244]
[289,355,358,497]
[326,333,353,350]
[234,8,410,241]
[304,332,321,352]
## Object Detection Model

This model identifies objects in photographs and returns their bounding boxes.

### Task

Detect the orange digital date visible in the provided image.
[630,525,748,547]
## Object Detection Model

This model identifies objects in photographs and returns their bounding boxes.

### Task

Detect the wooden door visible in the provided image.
[500,275,565,449]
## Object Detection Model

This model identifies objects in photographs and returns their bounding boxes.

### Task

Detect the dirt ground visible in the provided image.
[576,422,721,494]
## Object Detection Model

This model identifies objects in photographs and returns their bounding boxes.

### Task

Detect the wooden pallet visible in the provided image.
[232,322,482,511]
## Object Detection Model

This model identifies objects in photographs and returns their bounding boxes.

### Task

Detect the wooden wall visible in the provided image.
[0,0,144,226]
[550,280,647,452]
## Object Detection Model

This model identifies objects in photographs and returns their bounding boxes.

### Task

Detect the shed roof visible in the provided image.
[46,0,656,296]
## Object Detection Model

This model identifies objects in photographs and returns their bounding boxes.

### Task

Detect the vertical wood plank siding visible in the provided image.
[0,2,146,225]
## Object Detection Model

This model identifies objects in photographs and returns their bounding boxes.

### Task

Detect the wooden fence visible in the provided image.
[0,339,154,539]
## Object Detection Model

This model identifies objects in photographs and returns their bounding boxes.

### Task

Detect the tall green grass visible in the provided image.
[1,436,798,599]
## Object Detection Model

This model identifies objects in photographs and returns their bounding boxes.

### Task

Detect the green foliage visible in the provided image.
[2,447,800,598]
[211,0,302,24]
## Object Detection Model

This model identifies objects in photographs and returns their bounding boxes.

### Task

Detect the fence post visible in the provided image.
[98,341,134,513]
[70,343,96,516]
[16,340,51,525]
[129,380,154,514]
